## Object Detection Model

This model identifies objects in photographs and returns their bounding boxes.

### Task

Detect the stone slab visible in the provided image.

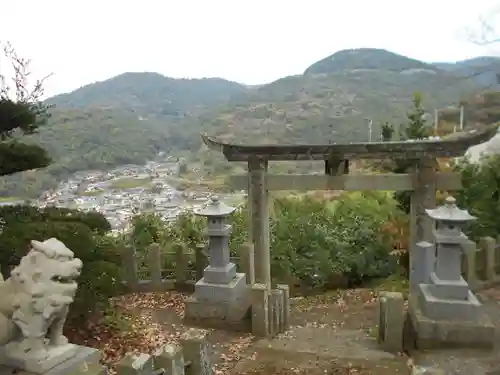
[409,296,495,349]
[202,263,236,284]
[255,327,397,360]
[194,272,247,303]
[0,345,102,375]
[429,273,470,300]
[184,294,251,332]
[419,284,482,321]
[185,292,250,321]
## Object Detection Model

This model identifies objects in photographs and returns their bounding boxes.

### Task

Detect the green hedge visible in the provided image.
[130,192,401,289]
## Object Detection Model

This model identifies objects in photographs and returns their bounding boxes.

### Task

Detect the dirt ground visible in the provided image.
[70,282,500,375]
[99,287,410,375]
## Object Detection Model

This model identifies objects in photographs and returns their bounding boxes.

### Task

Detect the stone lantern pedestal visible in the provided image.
[409,197,495,349]
[184,197,250,330]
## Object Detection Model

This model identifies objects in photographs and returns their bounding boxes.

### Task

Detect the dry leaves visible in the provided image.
[65,286,413,375]
[67,291,255,375]
[213,334,254,375]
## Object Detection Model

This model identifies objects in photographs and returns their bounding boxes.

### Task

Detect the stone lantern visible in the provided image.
[417,196,482,321]
[410,196,495,349]
[184,196,250,326]
[195,196,237,284]
[426,196,475,299]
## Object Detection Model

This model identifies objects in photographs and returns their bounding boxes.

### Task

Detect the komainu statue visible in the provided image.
[0,238,82,372]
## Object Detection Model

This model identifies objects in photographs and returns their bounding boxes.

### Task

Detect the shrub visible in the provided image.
[0,205,111,234]
[454,154,500,240]
[327,192,400,285]
[131,192,401,290]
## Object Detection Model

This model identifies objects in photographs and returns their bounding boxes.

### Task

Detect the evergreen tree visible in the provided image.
[0,42,51,176]
[395,92,432,213]
[399,92,431,141]
[380,122,395,141]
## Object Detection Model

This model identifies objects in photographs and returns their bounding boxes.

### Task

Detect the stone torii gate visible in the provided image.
[201,125,498,289]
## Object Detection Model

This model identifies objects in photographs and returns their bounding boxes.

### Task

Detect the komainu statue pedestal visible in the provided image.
[0,341,78,374]
[0,346,104,375]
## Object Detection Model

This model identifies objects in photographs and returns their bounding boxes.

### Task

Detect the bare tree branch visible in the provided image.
[0,41,53,137]
[466,8,500,46]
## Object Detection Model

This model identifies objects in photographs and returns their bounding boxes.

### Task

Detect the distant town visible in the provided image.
[6,153,245,236]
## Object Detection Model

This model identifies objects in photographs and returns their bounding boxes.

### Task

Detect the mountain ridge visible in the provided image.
[3,47,500,198]
[46,48,500,108]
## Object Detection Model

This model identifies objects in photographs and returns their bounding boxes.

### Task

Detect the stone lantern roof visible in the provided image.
[425,196,476,223]
[195,196,236,217]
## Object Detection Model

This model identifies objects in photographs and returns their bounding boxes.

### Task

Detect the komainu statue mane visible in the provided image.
[0,238,82,373]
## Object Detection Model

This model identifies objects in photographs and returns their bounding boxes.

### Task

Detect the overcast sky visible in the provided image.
[1,0,499,98]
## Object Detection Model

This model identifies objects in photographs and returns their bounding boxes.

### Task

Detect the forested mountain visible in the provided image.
[2,48,499,198]
[433,56,500,87]
[304,48,440,75]
[46,72,251,119]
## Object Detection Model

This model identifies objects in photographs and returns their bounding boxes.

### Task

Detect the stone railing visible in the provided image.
[121,242,254,294]
[461,235,500,291]
[116,328,211,375]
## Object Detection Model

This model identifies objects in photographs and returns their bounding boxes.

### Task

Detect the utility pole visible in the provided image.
[434,108,439,134]
[459,106,464,131]
[368,119,373,143]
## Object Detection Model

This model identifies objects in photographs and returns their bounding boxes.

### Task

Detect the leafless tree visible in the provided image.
[0,41,52,136]
[465,7,500,46]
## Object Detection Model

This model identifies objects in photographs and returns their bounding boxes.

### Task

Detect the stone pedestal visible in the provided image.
[0,345,103,375]
[184,196,251,330]
[410,197,495,349]
[409,295,494,349]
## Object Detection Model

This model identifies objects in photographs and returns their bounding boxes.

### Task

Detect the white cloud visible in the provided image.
[0,0,498,97]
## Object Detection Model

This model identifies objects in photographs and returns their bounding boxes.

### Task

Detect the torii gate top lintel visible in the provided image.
[200,125,498,162]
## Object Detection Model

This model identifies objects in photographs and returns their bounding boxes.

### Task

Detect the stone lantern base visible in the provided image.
[184,272,251,331]
[408,288,495,349]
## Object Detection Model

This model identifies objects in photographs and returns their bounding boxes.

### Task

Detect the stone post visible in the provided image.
[377,291,405,353]
[117,353,153,375]
[154,344,185,375]
[123,244,139,291]
[240,242,255,284]
[249,158,270,288]
[479,236,496,282]
[277,284,290,331]
[251,283,270,337]
[462,239,478,288]
[410,159,437,268]
[410,241,435,293]
[269,289,282,336]
[147,243,162,290]
[180,328,212,375]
